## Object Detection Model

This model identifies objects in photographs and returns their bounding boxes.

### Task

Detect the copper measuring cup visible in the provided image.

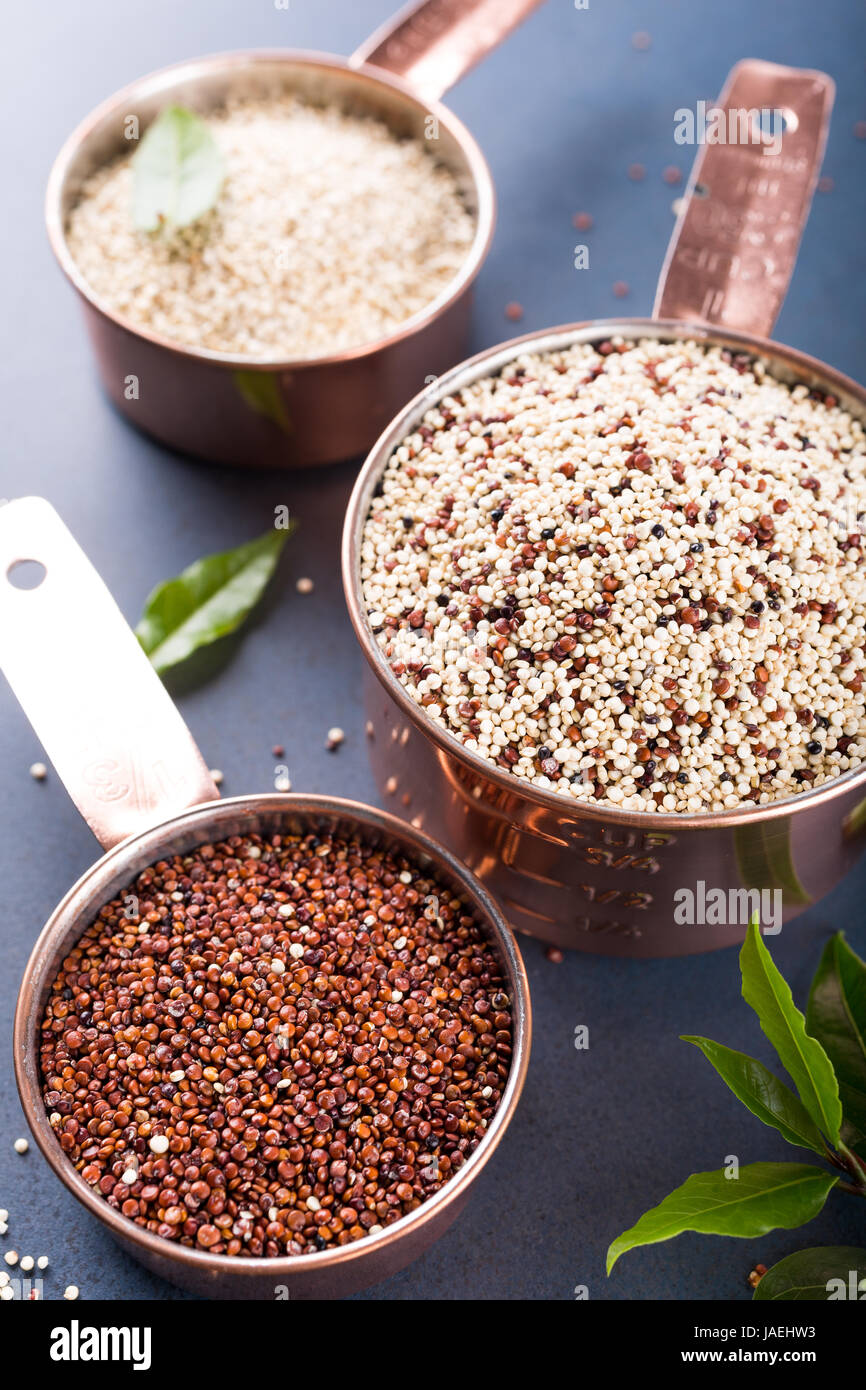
[0,497,530,1299]
[45,0,544,470]
[343,60,866,959]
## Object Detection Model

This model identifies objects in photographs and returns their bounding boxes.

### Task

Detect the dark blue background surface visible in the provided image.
[1,0,864,1301]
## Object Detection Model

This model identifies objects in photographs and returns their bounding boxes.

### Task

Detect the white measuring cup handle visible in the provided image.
[351,0,546,104]
[0,497,219,849]
[654,60,835,338]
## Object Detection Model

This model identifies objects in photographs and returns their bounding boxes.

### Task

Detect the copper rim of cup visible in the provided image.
[343,315,866,832]
[44,48,496,371]
[14,792,531,1283]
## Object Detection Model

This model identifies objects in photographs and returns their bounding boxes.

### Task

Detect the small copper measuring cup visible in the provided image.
[0,497,530,1299]
[344,60,866,958]
[45,0,545,469]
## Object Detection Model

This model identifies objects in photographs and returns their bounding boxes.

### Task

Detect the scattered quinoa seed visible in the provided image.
[209,768,224,786]
[13,1138,28,1154]
[296,577,314,595]
[4,1251,18,1266]
[37,1256,49,1270]
[19,1255,34,1272]
[573,211,593,230]
[505,302,524,322]
[29,762,47,781]
[545,946,565,964]
[326,726,345,750]
[64,1285,80,1301]
[627,163,645,182]
[612,281,629,297]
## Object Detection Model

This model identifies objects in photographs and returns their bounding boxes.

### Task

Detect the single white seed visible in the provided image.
[64,1285,80,1301]
[148,1135,169,1154]
[13,1138,28,1154]
[326,726,345,749]
[210,768,224,785]
[37,1256,49,1270]
[19,1256,34,1272]
[4,1251,18,1266]
[29,762,47,781]
[296,577,314,595]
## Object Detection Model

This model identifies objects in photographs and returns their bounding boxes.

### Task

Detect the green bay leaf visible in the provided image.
[740,920,842,1145]
[135,526,291,676]
[607,1162,838,1274]
[807,933,866,1152]
[754,1245,866,1301]
[132,105,223,232]
[682,1037,827,1155]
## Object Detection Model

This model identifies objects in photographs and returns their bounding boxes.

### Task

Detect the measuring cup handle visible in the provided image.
[350,0,546,104]
[0,498,219,850]
[654,60,834,339]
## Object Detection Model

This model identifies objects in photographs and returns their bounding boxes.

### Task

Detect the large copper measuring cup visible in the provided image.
[45,0,545,469]
[344,60,866,958]
[0,497,530,1298]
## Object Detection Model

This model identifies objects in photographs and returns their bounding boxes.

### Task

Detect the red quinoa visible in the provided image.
[39,830,512,1258]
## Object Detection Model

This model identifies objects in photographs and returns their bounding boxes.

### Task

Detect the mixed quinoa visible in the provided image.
[361,337,866,813]
[39,831,512,1258]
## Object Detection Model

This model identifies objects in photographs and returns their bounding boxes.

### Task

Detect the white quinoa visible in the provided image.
[360,337,866,813]
[66,95,475,359]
